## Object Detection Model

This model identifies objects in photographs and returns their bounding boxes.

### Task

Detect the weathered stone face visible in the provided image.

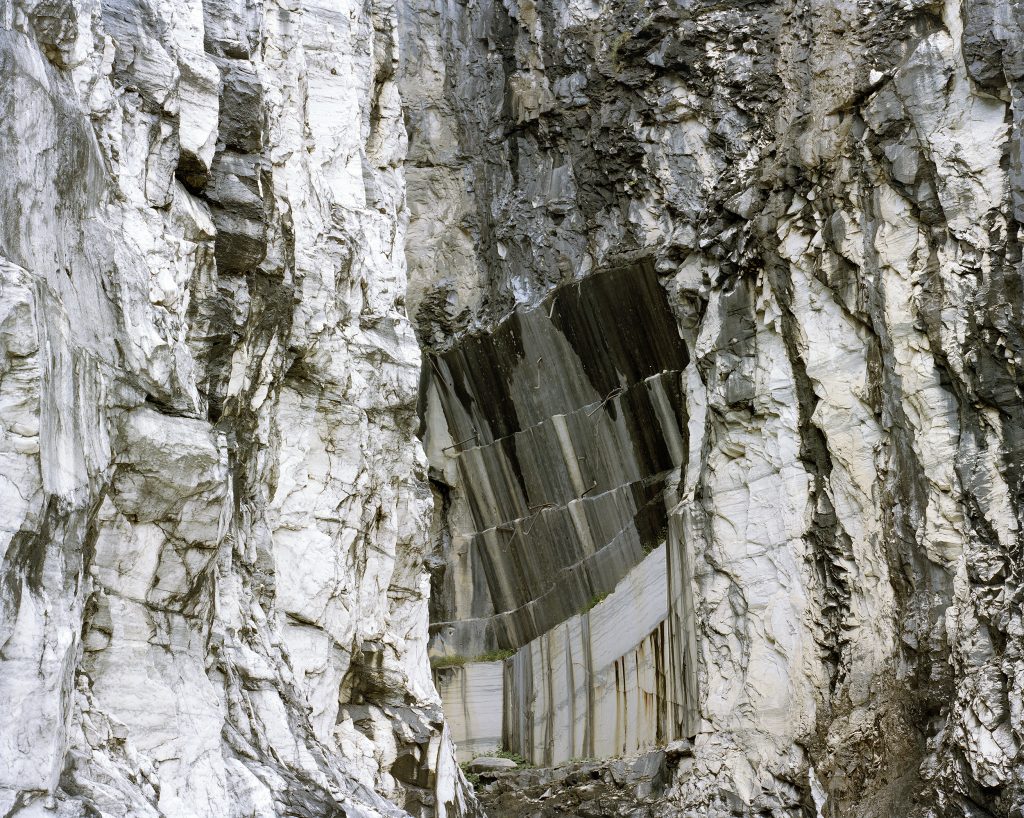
[3,0,1024,816]
[0,0,478,815]
[406,0,1024,816]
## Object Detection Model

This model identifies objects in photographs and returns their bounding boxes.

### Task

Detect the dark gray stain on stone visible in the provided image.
[424,261,688,652]
[428,260,687,448]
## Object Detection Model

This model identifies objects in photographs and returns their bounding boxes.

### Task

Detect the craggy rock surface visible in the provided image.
[0,0,479,815]
[4,0,1024,816]
[405,0,1024,816]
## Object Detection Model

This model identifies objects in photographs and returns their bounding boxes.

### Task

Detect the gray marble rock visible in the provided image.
[405,0,1024,816]
[3,0,1024,816]
[465,757,518,773]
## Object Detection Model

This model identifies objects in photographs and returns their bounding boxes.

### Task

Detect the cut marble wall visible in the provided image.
[423,261,690,657]
[505,537,697,766]
[406,0,1024,815]
[436,661,505,764]
[424,259,698,769]
[436,539,698,767]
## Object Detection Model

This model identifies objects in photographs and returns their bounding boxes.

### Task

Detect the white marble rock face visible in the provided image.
[0,0,479,815]
[3,0,1024,816]
[405,0,1024,816]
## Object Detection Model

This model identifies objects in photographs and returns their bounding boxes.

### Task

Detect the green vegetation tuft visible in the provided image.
[475,648,515,663]
[430,654,468,669]
[459,762,481,786]
[430,648,516,669]
[582,591,609,613]
[457,747,533,786]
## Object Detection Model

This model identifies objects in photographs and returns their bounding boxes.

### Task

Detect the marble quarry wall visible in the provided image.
[423,261,698,767]
[422,261,688,651]
[503,536,698,767]
[436,527,699,767]
[3,0,1024,816]
[436,662,504,764]
[407,0,1024,816]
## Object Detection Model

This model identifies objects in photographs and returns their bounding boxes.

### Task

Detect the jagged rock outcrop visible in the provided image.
[0,0,479,815]
[404,0,1024,816]
[4,0,1024,816]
